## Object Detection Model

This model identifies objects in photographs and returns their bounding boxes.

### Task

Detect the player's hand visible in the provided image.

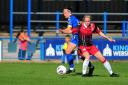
[108,36,116,42]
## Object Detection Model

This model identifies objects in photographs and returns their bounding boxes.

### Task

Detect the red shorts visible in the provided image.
[78,45,99,56]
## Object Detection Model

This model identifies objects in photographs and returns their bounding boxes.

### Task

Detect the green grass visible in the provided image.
[0,61,128,85]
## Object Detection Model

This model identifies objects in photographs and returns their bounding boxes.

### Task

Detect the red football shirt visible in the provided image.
[79,23,101,46]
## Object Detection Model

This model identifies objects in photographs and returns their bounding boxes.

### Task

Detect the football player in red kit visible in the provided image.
[78,15,119,77]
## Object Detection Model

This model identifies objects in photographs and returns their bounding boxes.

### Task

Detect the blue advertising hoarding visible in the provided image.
[45,38,65,60]
[93,38,128,60]
[45,38,128,60]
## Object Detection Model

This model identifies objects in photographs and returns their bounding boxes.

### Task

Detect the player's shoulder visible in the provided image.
[81,23,85,27]
[70,15,78,20]
[91,23,95,26]
[80,23,86,29]
[90,23,96,28]
[68,15,78,22]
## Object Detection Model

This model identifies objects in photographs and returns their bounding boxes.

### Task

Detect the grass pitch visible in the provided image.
[0,61,127,85]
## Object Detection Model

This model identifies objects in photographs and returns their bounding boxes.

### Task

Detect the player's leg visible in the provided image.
[66,34,79,74]
[88,61,95,76]
[79,46,91,77]
[78,49,95,76]
[82,58,95,76]
[65,42,76,54]
[94,51,113,73]
[66,42,76,74]
[94,51,119,77]
[82,51,90,77]
[90,45,119,77]
[66,53,75,73]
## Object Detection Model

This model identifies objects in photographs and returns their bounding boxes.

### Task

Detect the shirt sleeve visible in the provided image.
[92,23,101,34]
[67,17,72,27]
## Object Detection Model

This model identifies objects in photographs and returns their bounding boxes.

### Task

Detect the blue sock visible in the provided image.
[66,54,74,70]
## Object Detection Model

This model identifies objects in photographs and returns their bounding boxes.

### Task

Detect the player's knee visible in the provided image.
[85,57,90,61]
[85,58,89,61]
[82,55,90,60]
[77,49,83,56]
[83,53,90,60]
[101,59,106,63]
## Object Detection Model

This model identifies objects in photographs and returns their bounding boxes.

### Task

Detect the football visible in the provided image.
[56,65,67,75]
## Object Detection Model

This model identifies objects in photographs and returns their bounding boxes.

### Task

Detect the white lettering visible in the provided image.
[113,51,128,56]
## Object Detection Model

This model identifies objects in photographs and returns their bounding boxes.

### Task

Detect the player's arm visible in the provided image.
[98,31,115,42]
[59,25,72,34]
[93,24,115,42]
[59,17,74,34]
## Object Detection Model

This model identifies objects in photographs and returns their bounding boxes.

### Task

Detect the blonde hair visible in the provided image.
[82,15,91,22]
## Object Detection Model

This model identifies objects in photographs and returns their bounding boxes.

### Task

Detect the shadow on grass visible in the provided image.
[69,72,106,77]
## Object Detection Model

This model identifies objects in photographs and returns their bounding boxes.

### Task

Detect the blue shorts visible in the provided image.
[71,34,78,46]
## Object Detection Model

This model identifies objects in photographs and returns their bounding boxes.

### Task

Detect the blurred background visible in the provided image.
[0,0,128,34]
[0,0,128,61]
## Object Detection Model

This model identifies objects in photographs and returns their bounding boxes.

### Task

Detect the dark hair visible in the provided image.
[65,7,72,11]
[63,7,72,13]
[65,35,71,38]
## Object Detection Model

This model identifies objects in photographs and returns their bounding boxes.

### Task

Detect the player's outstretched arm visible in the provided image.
[98,31,115,42]
[59,26,72,34]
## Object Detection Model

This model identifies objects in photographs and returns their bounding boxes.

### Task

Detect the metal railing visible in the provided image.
[12,12,128,34]
[9,0,128,43]
[13,12,128,15]
[13,12,128,24]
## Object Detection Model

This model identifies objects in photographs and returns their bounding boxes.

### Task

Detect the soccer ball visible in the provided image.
[56,65,67,75]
